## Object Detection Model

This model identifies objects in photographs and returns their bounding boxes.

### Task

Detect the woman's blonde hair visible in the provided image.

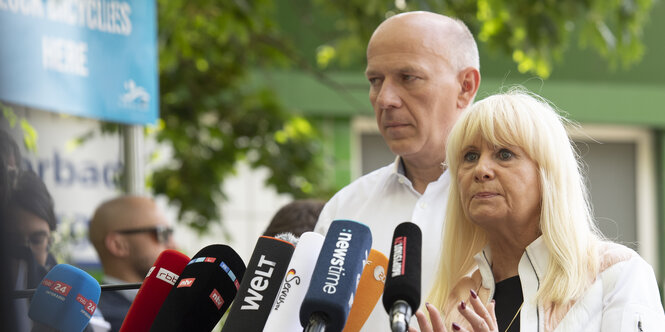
[429,88,602,312]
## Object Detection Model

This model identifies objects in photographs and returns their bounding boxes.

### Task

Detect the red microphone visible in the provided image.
[119,249,190,332]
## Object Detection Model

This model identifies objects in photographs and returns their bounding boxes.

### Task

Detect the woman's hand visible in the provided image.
[410,302,448,332]
[455,290,498,332]
[410,290,498,332]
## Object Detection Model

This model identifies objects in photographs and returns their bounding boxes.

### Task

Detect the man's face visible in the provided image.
[365,24,464,163]
[11,207,51,267]
[121,209,176,277]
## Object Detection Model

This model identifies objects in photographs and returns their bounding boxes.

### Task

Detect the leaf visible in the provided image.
[20,118,38,153]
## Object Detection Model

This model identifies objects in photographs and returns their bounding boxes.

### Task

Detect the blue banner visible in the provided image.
[0,0,158,124]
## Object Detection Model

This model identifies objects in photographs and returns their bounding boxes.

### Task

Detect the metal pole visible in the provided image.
[123,124,144,195]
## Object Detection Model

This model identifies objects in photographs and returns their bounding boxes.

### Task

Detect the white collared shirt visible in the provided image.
[103,275,139,303]
[315,157,451,331]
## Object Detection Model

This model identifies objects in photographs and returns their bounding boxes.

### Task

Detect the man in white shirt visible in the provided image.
[314,11,481,331]
[89,196,177,332]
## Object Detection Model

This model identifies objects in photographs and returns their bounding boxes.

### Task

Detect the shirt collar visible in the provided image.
[474,235,548,288]
[103,275,139,302]
[391,156,450,185]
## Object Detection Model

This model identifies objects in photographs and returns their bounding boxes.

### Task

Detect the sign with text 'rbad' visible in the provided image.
[0,0,158,124]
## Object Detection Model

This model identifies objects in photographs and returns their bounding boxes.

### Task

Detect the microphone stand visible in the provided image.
[12,282,143,299]
[389,300,412,332]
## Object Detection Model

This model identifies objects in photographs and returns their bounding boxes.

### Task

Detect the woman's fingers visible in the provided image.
[425,303,447,332]
[468,289,496,329]
[413,303,449,332]
[457,300,490,331]
[455,292,499,332]
[488,300,498,328]
[415,309,433,332]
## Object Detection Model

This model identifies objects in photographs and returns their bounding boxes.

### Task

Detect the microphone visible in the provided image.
[383,222,422,332]
[342,249,389,332]
[263,232,325,332]
[119,249,190,332]
[300,219,372,332]
[149,245,246,332]
[28,264,101,332]
[221,235,296,331]
[13,283,143,299]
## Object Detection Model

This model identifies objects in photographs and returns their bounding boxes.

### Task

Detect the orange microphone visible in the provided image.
[342,249,388,332]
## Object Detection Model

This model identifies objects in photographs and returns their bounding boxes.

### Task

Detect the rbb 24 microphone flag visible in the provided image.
[300,219,372,332]
[28,264,101,332]
[149,245,246,332]
[221,235,296,332]
[383,221,422,332]
[119,249,190,332]
[263,232,325,332]
[342,249,389,332]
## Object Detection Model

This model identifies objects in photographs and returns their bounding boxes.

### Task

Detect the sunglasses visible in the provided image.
[116,225,174,244]
[7,230,50,251]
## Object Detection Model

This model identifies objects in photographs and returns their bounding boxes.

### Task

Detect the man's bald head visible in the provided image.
[89,196,175,282]
[89,196,163,249]
[368,11,479,72]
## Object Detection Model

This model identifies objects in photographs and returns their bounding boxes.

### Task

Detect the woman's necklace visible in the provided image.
[503,302,523,332]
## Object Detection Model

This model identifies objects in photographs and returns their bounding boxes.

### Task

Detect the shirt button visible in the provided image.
[420,202,427,209]
[398,178,405,184]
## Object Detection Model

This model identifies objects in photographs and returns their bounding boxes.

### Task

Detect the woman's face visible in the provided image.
[457,138,542,233]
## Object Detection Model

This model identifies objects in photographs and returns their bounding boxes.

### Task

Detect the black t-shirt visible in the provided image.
[493,275,523,332]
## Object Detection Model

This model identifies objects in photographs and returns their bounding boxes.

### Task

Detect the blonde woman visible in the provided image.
[412,90,665,332]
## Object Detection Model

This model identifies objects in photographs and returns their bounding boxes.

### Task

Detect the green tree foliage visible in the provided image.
[311,0,653,77]
[154,0,653,231]
[155,0,330,232]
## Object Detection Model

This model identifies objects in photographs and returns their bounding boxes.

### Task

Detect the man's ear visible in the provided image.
[456,67,481,109]
[105,232,130,258]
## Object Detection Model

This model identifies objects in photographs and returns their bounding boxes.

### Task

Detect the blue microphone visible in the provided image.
[28,264,101,332]
[300,219,372,332]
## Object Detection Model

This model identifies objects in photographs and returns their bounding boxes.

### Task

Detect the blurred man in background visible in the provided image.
[89,196,177,332]
[263,199,325,238]
[8,170,58,272]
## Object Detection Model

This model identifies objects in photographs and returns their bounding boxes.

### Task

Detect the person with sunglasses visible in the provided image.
[89,195,177,332]
[6,169,59,331]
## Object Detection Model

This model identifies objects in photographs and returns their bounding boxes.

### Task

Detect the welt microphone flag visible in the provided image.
[342,249,389,332]
[383,221,422,332]
[263,231,325,332]
[150,244,246,332]
[300,219,372,332]
[119,249,190,332]
[28,264,101,332]
[221,235,296,332]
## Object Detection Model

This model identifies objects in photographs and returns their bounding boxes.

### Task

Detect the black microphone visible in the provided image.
[382,222,422,332]
[300,219,372,332]
[149,245,246,332]
[220,235,296,331]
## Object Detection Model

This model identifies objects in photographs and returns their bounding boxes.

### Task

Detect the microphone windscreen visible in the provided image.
[149,245,246,332]
[221,236,296,331]
[300,219,372,332]
[119,249,190,332]
[342,249,388,332]
[263,232,325,332]
[382,221,422,313]
[28,264,101,332]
